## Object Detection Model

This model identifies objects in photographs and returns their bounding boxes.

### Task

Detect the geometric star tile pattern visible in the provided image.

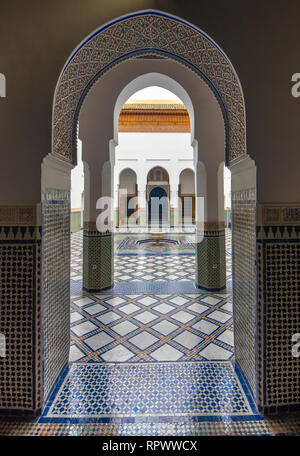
[42,362,255,420]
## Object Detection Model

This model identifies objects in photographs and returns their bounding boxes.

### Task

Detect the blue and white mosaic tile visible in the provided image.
[41,361,258,422]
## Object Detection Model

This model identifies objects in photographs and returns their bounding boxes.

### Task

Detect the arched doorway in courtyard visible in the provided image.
[148,186,168,226]
[40,10,259,420]
[179,168,196,226]
[147,167,170,226]
[118,168,138,226]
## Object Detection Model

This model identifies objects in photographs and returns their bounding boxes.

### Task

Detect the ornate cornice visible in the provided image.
[83,221,112,236]
[257,203,300,226]
[0,205,40,227]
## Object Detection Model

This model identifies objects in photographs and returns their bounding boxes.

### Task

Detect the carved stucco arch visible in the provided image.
[52,10,246,167]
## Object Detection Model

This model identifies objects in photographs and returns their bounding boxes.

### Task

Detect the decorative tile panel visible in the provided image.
[195,228,226,291]
[259,203,300,226]
[83,230,113,291]
[232,189,257,399]
[42,190,70,401]
[257,221,300,410]
[0,222,42,414]
[0,205,37,226]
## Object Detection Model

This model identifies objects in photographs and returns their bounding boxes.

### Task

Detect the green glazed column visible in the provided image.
[195,222,226,291]
[83,222,114,292]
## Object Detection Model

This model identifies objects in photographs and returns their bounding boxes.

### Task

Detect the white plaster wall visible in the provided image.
[71,140,84,208]
[114,132,194,209]
[224,166,231,208]
[180,168,196,194]
[78,58,227,221]
[71,135,231,212]
[119,168,137,194]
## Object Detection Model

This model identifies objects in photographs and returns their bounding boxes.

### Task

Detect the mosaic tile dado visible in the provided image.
[232,190,257,400]
[40,362,257,422]
[83,232,113,291]
[42,191,70,401]
[196,231,226,291]
[0,225,42,414]
[257,230,300,411]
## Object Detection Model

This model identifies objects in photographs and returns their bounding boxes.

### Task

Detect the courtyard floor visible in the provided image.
[1,229,300,436]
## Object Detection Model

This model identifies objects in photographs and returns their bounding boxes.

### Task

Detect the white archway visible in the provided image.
[113,72,195,146]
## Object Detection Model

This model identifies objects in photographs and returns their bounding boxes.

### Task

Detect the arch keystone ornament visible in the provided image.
[52,10,246,166]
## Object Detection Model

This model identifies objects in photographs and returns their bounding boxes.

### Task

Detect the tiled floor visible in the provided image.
[41,362,257,421]
[2,228,300,436]
[70,229,233,362]
[69,293,233,363]
[1,415,300,436]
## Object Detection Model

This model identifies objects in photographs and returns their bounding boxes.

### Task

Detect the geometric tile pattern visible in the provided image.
[69,292,234,362]
[232,189,257,399]
[196,231,226,290]
[257,228,300,410]
[2,417,300,436]
[83,233,113,291]
[70,230,233,362]
[0,227,42,412]
[42,362,256,420]
[114,256,195,282]
[42,190,71,401]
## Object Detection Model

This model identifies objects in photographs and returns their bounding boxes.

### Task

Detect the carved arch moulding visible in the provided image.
[52,10,246,166]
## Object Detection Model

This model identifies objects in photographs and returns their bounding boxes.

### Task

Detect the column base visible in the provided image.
[83,227,114,291]
[195,283,226,292]
[83,283,115,293]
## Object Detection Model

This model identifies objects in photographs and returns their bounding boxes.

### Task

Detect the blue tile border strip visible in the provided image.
[100,281,202,294]
[39,361,262,424]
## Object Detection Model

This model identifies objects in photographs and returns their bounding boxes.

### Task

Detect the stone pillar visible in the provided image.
[195,161,226,291]
[170,180,179,227]
[137,169,146,226]
[231,157,257,402]
[82,160,114,292]
[83,223,114,292]
[41,154,73,408]
[195,222,226,291]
